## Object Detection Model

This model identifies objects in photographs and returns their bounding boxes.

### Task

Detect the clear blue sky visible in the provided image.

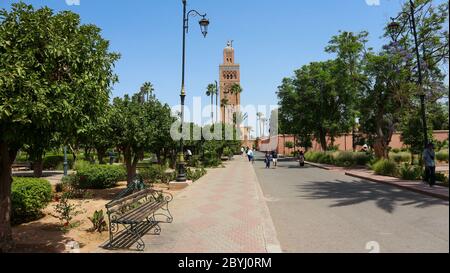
[1,0,447,119]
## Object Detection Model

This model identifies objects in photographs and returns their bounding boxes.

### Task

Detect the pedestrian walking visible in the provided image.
[247,148,254,163]
[264,152,272,169]
[423,143,436,187]
[298,151,305,167]
[272,151,278,168]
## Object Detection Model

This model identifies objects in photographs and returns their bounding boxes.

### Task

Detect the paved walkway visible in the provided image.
[12,170,73,185]
[98,156,281,253]
[254,153,449,253]
[306,162,449,200]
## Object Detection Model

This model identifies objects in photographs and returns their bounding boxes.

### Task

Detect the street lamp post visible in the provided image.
[176,0,210,182]
[388,0,428,148]
[63,146,68,177]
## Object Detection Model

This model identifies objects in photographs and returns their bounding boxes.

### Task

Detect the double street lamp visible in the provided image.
[176,0,210,182]
[387,0,429,148]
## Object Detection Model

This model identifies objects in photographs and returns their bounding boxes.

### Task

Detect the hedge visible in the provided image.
[139,165,175,184]
[43,155,74,170]
[76,164,126,189]
[372,159,398,177]
[12,177,52,224]
[305,151,372,167]
[389,152,411,163]
[436,150,449,163]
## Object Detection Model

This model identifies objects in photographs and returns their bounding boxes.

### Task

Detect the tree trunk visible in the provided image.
[171,150,177,170]
[123,147,133,185]
[211,95,214,125]
[32,156,43,178]
[156,151,162,165]
[68,144,77,164]
[318,128,327,152]
[216,94,219,124]
[0,141,17,252]
[373,113,395,159]
[97,148,106,165]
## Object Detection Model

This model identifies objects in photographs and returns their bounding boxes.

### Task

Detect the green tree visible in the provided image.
[400,107,434,162]
[429,100,449,130]
[383,0,449,152]
[78,108,115,164]
[110,84,172,184]
[278,59,356,151]
[206,83,217,124]
[230,83,243,108]
[0,3,119,250]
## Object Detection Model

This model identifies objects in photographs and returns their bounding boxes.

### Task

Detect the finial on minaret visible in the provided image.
[227,40,234,48]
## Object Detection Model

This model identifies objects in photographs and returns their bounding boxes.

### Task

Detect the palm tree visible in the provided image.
[256,112,264,137]
[206,83,217,124]
[221,98,230,124]
[140,82,154,103]
[214,81,219,123]
[230,83,243,109]
[233,111,247,127]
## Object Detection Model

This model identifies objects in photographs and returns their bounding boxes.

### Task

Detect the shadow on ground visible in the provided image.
[299,179,449,213]
[12,222,70,253]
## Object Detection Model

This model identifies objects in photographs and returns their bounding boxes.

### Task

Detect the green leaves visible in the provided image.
[0,2,119,156]
[278,58,356,150]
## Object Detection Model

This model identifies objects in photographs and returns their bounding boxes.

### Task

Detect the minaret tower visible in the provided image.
[219,40,241,124]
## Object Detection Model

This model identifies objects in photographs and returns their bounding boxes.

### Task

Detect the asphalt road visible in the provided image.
[253,153,449,253]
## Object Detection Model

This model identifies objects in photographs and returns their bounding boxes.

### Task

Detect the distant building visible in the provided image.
[219,41,240,124]
[218,41,252,145]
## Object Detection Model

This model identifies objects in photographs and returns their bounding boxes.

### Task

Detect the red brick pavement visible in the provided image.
[97,156,281,253]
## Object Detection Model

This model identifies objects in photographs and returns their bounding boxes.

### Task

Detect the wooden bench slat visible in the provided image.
[105,185,173,251]
[106,188,157,209]
[113,200,164,224]
[108,221,159,249]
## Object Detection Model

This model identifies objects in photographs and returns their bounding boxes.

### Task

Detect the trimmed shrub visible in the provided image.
[391,148,401,153]
[305,151,326,162]
[372,159,398,177]
[306,151,371,167]
[12,177,52,224]
[43,155,74,170]
[333,152,354,167]
[399,164,423,180]
[353,152,372,166]
[73,160,92,171]
[318,153,334,164]
[436,150,449,163]
[223,147,234,159]
[436,172,448,183]
[76,165,126,189]
[139,165,175,184]
[202,151,222,168]
[188,155,202,168]
[389,152,411,164]
[186,167,207,182]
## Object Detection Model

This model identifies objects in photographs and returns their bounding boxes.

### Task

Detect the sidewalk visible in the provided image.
[306,161,449,201]
[12,170,74,186]
[98,156,281,253]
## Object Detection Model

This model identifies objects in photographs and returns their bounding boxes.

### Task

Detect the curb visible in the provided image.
[346,171,449,201]
[305,161,334,171]
[249,161,283,253]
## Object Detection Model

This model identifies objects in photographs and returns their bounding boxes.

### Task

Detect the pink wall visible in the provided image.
[258,131,449,155]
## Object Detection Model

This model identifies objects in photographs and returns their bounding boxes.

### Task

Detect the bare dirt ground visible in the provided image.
[11,182,177,253]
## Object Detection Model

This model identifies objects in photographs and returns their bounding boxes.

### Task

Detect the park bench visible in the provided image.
[11,162,32,171]
[105,178,173,251]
